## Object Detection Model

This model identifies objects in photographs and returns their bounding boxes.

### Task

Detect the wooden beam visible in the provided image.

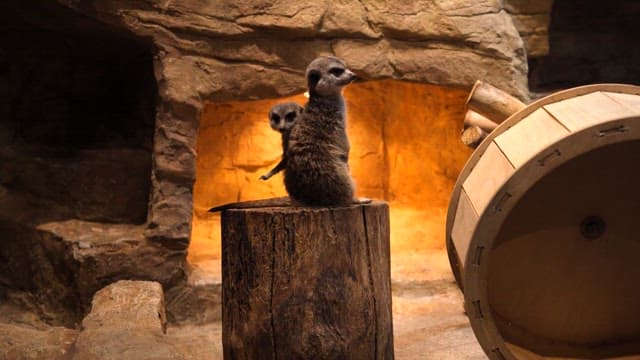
[464,109,499,132]
[466,80,526,124]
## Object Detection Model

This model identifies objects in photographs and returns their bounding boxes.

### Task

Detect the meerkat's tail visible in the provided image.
[208,196,292,212]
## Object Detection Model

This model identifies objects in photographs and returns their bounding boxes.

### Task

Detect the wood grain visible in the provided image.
[221,201,394,360]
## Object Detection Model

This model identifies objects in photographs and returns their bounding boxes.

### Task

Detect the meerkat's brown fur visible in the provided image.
[209,56,365,212]
[284,56,357,206]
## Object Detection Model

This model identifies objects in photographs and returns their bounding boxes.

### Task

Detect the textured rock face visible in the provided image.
[165,259,222,325]
[1,0,536,328]
[0,186,184,327]
[0,323,78,360]
[71,0,529,100]
[17,0,531,247]
[504,0,553,58]
[0,149,151,224]
[60,0,531,252]
[69,280,182,360]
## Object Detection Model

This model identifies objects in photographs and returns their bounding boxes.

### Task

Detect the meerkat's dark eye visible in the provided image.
[285,112,296,122]
[329,67,345,77]
[271,114,280,122]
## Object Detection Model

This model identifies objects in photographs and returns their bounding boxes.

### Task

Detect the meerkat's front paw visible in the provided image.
[259,173,272,181]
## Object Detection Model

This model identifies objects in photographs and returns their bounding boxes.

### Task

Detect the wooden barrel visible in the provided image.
[446,84,640,359]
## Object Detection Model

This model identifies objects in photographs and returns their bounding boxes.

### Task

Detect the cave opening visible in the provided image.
[529,0,640,92]
[0,1,157,326]
[191,80,472,281]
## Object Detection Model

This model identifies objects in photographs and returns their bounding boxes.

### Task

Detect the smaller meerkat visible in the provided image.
[259,102,303,181]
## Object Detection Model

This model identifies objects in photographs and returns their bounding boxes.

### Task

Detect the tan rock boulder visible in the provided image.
[69,280,181,360]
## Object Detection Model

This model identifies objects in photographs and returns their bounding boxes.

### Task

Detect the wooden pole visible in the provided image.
[464,110,498,132]
[466,80,526,124]
[221,201,394,360]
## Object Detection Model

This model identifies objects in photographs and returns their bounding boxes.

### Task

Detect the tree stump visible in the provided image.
[221,201,393,360]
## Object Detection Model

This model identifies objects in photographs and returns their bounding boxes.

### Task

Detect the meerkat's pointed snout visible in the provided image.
[345,68,355,80]
[344,69,356,83]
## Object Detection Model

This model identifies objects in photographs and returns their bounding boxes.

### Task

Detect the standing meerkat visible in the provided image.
[259,102,303,181]
[284,56,357,206]
[209,56,368,212]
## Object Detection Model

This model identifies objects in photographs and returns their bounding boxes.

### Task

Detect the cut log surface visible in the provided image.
[222,201,393,360]
[461,126,488,149]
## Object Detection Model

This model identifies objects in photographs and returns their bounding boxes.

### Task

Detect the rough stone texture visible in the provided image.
[504,0,553,58]
[0,301,79,359]
[166,323,224,359]
[165,259,222,325]
[0,148,151,224]
[0,1,185,326]
[2,0,530,249]
[1,0,534,329]
[68,280,182,360]
[0,323,78,360]
[55,0,530,254]
[0,189,185,326]
[72,0,529,99]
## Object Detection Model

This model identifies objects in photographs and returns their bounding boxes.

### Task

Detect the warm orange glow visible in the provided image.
[190,80,471,264]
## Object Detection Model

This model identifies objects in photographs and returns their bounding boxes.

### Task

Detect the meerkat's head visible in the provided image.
[306,56,356,97]
[268,102,303,133]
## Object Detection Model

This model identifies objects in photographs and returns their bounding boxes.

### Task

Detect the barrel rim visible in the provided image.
[446,83,640,291]
[465,115,640,359]
[446,83,640,359]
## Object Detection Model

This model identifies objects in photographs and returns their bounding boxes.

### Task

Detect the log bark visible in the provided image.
[466,80,526,124]
[221,201,394,360]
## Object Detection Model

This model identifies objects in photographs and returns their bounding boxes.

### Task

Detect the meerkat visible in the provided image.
[259,102,303,181]
[284,56,358,206]
[209,56,368,212]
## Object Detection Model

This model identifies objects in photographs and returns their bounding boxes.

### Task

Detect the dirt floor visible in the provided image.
[165,250,486,359]
[0,250,487,359]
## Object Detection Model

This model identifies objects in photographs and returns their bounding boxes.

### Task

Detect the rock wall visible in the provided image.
[0,1,168,324]
[504,0,554,59]
[59,0,530,250]
[2,0,536,321]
